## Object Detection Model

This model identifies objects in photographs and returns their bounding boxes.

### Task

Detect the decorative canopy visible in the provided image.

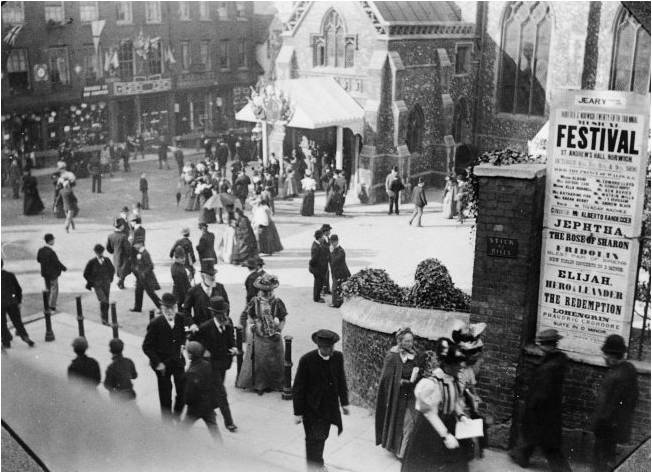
[235,77,364,135]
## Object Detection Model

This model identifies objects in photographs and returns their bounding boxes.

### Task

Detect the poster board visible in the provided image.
[537,90,650,359]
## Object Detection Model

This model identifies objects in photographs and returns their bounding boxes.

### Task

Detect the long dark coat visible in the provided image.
[171,262,191,306]
[592,361,639,443]
[292,349,349,434]
[142,314,187,370]
[330,246,351,281]
[83,257,115,290]
[106,231,132,278]
[133,249,160,290]
[192,319,235,372]
[196,231,217,262]
[522,349,568,448]
[184,358,220,415]
[170,237,196,266]
[182,284,230,326]
[22,175,44,215]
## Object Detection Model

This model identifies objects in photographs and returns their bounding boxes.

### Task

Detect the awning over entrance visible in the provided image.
[235,77,364,135]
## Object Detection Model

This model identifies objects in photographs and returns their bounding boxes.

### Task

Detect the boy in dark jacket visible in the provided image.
[184,340,222,440]
[68,337,101,387]
[408,178,427,227]
[104,338,138,401]
[139,173,149,210]
[83,244,115,325]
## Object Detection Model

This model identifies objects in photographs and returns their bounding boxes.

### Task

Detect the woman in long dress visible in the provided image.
[51,163,66,218]
[216,219,236,264]
[236,273,286,395]
[376,328,420,459]
[442,176,458,219]
[252,199,283,255]
[232,207,259,265]
[401,340,470,472]
[284,165,297,198]
[184,164,201,211]
[60,177,78,232]
[300,170,316,216]
[22,170,44,216]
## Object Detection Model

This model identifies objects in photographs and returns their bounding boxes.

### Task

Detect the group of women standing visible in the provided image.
[375,323,486,472]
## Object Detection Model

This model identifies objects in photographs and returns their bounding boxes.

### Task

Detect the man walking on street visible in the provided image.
[142,293,187,421]
[2,260,35,348]
[408,178,427,227]
[293,329,350,470]
[170,227,196,278]
[174,141,185,175]
[196,223,217,265]
[171,246,192,307]
[130,241,161,312]
[36,233,67,312]
[88,152,102,193]
[510,329,571,471]
[158,136,171,170]
[107,218,131,289]
[191,296,238,432]
[591,334,639,472]
[309,230,327,303]
[83,244,115,326]
[183,260,230,329]
[183,340,222,440]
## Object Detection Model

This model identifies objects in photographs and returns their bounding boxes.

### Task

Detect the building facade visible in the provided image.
[1,1,264,154]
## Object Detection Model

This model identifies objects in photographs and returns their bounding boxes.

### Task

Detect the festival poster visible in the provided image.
[537,90,650,359]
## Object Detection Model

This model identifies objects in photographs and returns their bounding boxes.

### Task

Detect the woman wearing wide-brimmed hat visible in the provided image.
[236,273,287,395]
[251,196,283,256]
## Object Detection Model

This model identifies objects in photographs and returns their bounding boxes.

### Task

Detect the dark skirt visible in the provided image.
[24,192,44,215]
[236,332,284,392]
[198,207,216,224]
[300,190,315,216]
[401,412,468,472]
[185,189,200,211]
[54,193,65,218]
[257,221,283,255]
[325,192,343,214]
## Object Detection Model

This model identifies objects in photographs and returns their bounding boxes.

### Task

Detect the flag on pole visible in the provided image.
[2,24,23,46]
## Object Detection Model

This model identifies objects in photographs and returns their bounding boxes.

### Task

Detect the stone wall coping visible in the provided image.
[523,344,650,374]
[341,296,469,339]
[474,163,547,179]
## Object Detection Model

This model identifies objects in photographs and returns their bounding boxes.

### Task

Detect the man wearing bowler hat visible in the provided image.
[171,246,192,307]
[293,329,350,470]
[309,230,327,303]
[142,293,187,421]
[191,296,238,432]
[591,334,638,471]
[183,259,230,330]
[319,224,332,295]
[511,328,571,471]
[170,227,196,278]
[83,244,115,326]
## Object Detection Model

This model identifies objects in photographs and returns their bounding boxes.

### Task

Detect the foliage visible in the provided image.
[406,259,472,311]
[467,148,546,219]
[342,260,470,312]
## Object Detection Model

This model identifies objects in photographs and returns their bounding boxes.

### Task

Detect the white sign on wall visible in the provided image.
[537,89,650,359]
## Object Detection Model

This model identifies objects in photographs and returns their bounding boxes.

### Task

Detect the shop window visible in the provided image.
[200,41,211,70]
[178,1,190,20]
[199,1,210,20]
[149,41,162,75]
[217,2,228,20]
[406,104,424,153]
[220,40,230,69]
[344,37,355,68]
[497,2,551,116]
[44,1,65,23]
[79,1,98,22]
[145,1,161,24]
[2,2,25,25]
[237,38,247,68]
[181,41,190,71]
[81,45,103,82]
[116,1,132,24]
[6,49,29,93]
[48,47,70,85]
[455,43,472,75]
[118,40,134,80]
[610,8,651,94]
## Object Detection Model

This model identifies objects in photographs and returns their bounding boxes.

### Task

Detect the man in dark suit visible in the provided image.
[170,227,196,278]
[1,259,34,348]
[130,241,161,312]
[129,216,146,247]
[192,296,238,432]
[293,329,350,470]
[171,246,192,307]
[309,230,327,303]
[196,222,217,264]
[107,218,131,289]
[142,293,187,421]
[36,233,67,311]
[183,261,230,330]
[320,224,332,295]
[328,235,351,308]
[83,244,115,325]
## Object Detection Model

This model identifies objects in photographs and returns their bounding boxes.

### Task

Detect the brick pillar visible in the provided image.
[469,163,546,447]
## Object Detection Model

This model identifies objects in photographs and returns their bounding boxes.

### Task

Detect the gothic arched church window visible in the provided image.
[610,7,650,94]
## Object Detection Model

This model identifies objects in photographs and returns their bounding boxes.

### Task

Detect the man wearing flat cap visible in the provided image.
[293,329,350,470]
[182,259,230,329]
[511,328,571,471]
[183,340,222,440]
[106,218,131,289]
[83,244,115,326]
[142,293,187,420]
[191,296,238,432]
[591,334,638,471]
[169,227,196,278]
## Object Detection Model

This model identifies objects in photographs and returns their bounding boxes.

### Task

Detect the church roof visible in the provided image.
[372,1,461,24]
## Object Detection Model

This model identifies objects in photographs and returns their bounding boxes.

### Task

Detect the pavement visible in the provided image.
[1,150,573,471]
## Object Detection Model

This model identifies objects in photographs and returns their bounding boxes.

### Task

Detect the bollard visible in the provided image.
[149,309,155,321]
[282,335,293,400]
[75,296,85,338]
[110,303,119,339]
[43,291,55,342]
[235,327,244,377]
